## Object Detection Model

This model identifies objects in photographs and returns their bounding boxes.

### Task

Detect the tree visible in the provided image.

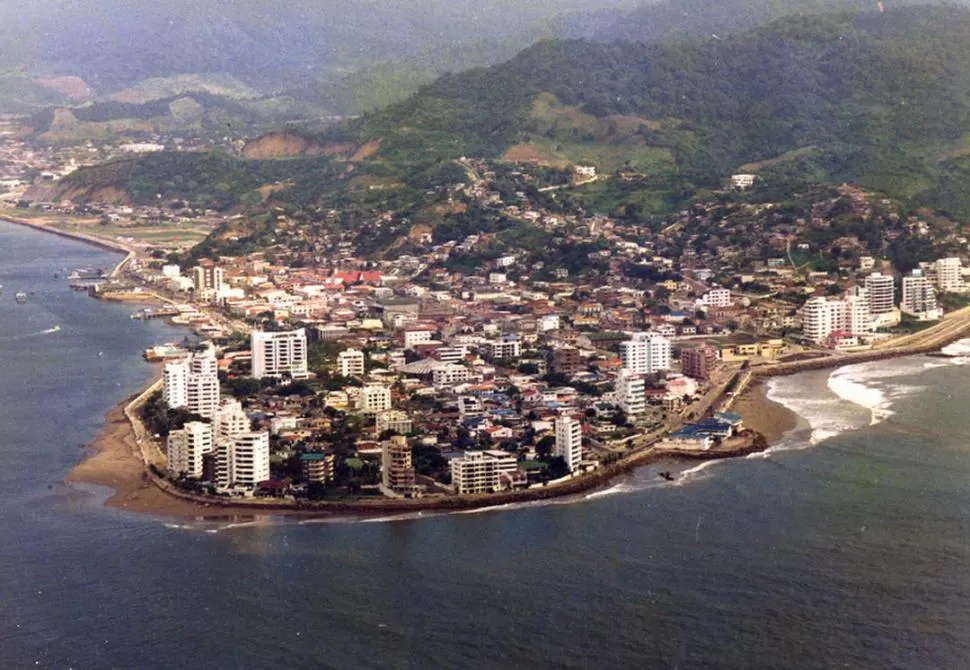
[536,435,556,459]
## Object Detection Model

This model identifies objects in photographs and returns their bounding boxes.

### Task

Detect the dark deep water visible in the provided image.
[1,221,970,669]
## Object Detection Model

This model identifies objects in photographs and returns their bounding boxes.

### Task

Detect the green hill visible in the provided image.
[322,6,970,215]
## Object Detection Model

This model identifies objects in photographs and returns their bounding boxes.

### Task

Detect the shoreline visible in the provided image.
[0,214,135,276]
[67,329,970,520]
[13,210,967,519]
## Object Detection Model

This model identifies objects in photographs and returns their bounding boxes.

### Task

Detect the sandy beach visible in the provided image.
[730,379,798,443]
[66,401,235,519]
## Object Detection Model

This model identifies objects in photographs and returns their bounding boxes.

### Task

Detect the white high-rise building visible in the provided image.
[216,431,270,490]
[451,450,519,494]
[802,297,845,345]
[619,332,671,375]
[901,269,941,319]
[162,342,220,418]
[865,273,896,314]
[554,413,583,473]
[935,257,963,293]
[615,370,646,416]
[337,348,365,377]
[844,287,871,336]
[359,384,392,413]
[251,329,308,380]
[166,421,213,479]
[162,359,189,408]
[214,398,250,446]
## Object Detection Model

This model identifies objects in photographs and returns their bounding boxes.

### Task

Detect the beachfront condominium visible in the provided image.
[802,297,840,345]
[802,289,872,346]
[615,370,646,416]
[215,431,270,491]
[251,328,308,380]
[620,332,671,375]
[935,257,963,293]
[450,450,519,494]
[337,348,365,378]
[901,269,941,320]
[554,413,583,473]
[864,272,896,314]
[166,421,213,479]
[162,342,220,419]
[381,435,417,497]
[214,398,250,446]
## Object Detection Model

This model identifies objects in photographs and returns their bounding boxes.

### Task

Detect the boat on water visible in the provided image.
[658,471,675,482]
[15,292,27,303]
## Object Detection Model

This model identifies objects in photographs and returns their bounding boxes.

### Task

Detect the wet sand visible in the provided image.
[731,379,798,443]
[66,402,228,519]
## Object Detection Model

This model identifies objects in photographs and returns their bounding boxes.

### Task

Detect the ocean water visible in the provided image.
[2,221,970,669]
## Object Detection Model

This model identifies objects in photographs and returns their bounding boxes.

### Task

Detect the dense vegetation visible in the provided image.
[57,152,340,210]
[53,6,970,223]
[325,7,970,212]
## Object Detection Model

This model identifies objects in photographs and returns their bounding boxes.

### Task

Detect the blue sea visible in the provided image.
[2,220,970,669]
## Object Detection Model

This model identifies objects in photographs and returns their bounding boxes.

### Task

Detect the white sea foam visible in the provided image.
[766,375,861,445]
[941,338,970,357]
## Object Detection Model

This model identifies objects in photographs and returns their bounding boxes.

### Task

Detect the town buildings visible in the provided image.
[615,370,646,416]
[359,384,392,413]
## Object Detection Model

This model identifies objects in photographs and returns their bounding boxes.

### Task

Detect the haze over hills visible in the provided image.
[307,6,970,212]
[45,4,970,224]
[0,0,642,92]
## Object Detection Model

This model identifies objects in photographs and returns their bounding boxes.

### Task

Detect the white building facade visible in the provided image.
[554,414,583,473]
[166,421,213,479]
[619,332,671,375]
[451,450,519,495]
[251,329,309,380]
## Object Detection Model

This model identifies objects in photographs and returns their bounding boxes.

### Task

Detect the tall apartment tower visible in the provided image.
[680,345,719,380]
[381,436,417,497]
[166,421,213,479]
[554,413,583,473]
[802,297,842,345]
[162,342,220,419]
[844,287,871,335]
[619,332,671,375]
[215,431,270,490]
[864,273,896,314]
[901,269,939,317]
[615,370,646,416]
[251,329,309,380]
[191,264,224,293]
[214,398,250,446]
[935,257,963,292]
